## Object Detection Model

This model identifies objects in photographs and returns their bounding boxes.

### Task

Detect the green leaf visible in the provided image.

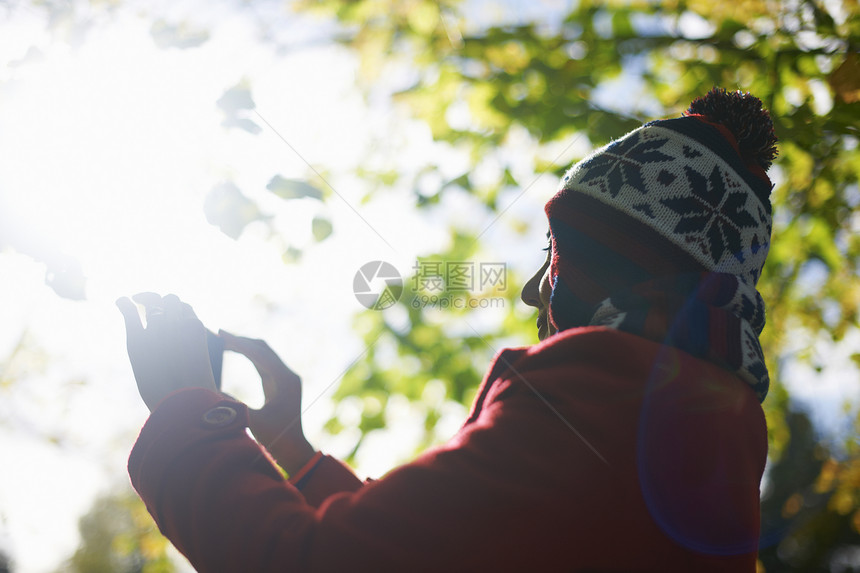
[216,79,256,113]
[282,245,302,264]
[203,182,266,240]
[150,19,209,50]
[311,216,333,241]
[217,79,261,133]
[220,116,261,135]
[266,176,324,201]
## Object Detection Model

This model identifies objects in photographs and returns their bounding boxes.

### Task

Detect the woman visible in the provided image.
[119,88,776,571]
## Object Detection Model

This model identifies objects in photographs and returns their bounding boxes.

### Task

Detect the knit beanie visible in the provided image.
[544,88,777,400]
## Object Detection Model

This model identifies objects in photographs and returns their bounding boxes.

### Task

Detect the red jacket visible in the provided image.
[129,327,767,572]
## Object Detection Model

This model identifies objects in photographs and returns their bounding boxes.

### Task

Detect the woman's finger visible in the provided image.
[162,294,183,319]
[218,330,268,357]
[218,330,278,401]
[133,292,168,326]
[132,292,163,307]
[180,301,199,320]
[218,331,276,377]
[218,330,299,399]
[116,297,144,338]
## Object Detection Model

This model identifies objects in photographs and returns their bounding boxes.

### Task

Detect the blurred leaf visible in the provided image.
[203,181,267,240]
[149,19,209,50]
[216,79,261,134]
[216,79,256,113]
[829,52,860,104]
[266,176,324,201]
[282,245,302,264]
[220,115,262,135]
[311,215,333,241]
[406,1,439,36]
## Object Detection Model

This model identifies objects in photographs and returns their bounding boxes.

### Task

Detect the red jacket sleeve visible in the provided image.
[290,454,364,508]
[128,329,766,572]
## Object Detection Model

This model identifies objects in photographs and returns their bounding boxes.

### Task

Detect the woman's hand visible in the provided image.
[219,331,316,475]
[117,293,217,411]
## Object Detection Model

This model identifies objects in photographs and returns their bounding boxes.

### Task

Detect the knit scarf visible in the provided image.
[585,272,770,402]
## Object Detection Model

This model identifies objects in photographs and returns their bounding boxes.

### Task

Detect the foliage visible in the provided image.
[330,231,517,456]
[759,409,860,571]
[57,489,175,573]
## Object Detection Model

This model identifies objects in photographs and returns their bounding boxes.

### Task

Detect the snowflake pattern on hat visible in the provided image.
[564,125,770,288]
[576,131,673,197]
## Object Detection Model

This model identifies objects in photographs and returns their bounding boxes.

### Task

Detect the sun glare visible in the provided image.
[0,18,312,570]
[1,18,242,308]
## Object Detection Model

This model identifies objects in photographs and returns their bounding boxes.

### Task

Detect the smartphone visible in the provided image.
[206,329,224,390]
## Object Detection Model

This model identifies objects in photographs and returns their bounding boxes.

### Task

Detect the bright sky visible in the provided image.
[0,2,857,572]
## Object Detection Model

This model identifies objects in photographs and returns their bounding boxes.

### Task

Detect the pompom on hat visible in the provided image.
[544,88,778,401]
